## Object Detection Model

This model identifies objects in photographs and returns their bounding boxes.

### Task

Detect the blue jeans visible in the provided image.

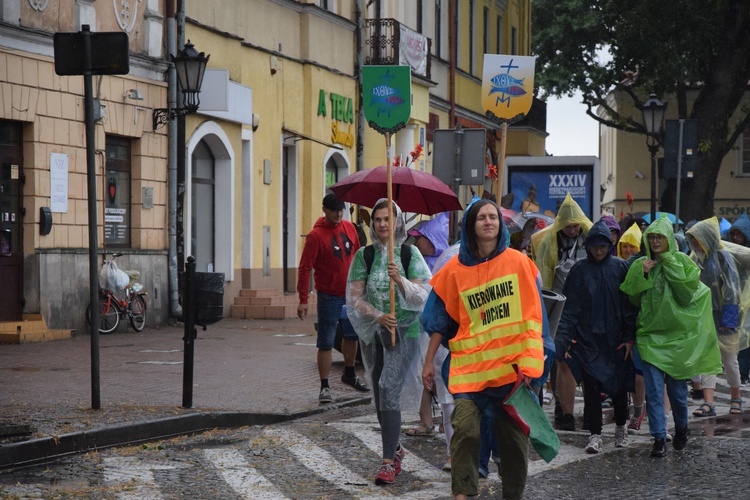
[316,293,345,350]
[478,411,501,476]
[641,360,689,440]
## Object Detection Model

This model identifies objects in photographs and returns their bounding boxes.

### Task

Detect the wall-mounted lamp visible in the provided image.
[153,40,210,130]
[252,112,260,132]
[124,89,143,101]
[634,170,646,179]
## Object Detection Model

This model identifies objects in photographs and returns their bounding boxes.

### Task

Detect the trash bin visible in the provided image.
[194,272,225,327]
[541,288,566,338]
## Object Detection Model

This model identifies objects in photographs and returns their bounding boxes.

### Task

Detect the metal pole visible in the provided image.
[182,255,196,408]
[674,119,684,233]
[451,124,463,241]
[82,24,101,410]
[649,143,658,224]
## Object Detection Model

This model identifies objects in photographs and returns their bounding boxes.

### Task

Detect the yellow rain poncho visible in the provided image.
[618,223,642,259]
[531,193,593,289]
[620,214,722,379]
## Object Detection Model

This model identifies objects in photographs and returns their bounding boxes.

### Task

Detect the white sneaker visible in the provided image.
[614,425,628,448]
[585,434,602,454]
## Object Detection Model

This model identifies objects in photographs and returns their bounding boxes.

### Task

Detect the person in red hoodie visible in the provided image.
[297,193,369,403]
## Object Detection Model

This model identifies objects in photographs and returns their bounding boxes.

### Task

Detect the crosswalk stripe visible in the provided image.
[334,422,451,484]
[264,428,386,497]
[102,457,171,499]
[203,448,285,499]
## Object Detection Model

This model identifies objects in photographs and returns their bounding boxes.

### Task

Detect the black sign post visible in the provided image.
[53,25,129,410]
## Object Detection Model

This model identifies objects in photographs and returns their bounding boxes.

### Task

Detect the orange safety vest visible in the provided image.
[431,249,544,394]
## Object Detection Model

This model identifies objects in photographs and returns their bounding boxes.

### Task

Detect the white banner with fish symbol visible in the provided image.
[481,55,536,124]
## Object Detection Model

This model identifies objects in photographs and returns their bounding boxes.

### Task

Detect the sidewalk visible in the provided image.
[0,317,371,469]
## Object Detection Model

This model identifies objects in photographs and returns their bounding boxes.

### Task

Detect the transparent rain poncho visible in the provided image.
[686,217,743,352]
[620,214,722,379]
[346,199,432,412]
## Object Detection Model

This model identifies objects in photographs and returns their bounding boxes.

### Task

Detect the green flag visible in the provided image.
[362,65,412,134]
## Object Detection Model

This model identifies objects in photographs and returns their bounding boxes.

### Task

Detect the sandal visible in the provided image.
[692,402,716,417]
[730,398,743,415]
[405,423,436,437]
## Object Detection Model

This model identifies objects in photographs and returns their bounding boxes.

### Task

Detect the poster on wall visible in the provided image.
[505,157,600,220]
[50,153,69,213]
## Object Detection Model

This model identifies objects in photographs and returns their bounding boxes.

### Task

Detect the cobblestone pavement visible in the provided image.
[2,404,749,499]
[0,317,369,440]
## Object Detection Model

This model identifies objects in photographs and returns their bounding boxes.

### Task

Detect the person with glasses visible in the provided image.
[620,214,721,457]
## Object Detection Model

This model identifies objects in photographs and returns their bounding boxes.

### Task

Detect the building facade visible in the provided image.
[0,0,170,336]
[599,90,750,223]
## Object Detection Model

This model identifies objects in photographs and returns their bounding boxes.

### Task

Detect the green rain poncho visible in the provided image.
[619,214,722,380]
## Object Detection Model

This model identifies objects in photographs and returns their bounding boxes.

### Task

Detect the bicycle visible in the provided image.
[86,253,148,334]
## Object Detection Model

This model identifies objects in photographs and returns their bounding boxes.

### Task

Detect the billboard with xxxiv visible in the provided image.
[504,156,600,220]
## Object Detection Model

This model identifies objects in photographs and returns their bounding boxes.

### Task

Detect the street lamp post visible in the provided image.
[153,40,209,130]
[640,93,667,224]
[152,40,209,409]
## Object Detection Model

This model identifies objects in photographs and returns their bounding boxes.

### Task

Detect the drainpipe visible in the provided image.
[167,0,181,317]
[448,0,456,127]
[356,0,364,172]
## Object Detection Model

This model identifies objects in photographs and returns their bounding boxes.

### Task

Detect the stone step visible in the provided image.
[230,304,300,320]
[0,315,74,344]
[231,290,319,320]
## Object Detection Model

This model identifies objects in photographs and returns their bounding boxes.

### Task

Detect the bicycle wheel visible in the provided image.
[129,295,147,332]
[87,295,121,334]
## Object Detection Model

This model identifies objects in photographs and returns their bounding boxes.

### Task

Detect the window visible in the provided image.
[325,159,338,188]
[469,0,475,74]
[104,136,131,247]
[496,15,503,53]
[483,7,490,54]
[511,26,517,54]
[741,130,750,175]
[417,0,423,33]
[435,0,442,59]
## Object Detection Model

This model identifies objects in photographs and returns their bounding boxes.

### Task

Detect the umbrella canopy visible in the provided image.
[501,207,521,233]
[513,211,555,230]
[641,211,683,224]
[329,165,462,215]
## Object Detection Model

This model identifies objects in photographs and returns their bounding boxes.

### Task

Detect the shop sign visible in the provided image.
[317,89,355,148]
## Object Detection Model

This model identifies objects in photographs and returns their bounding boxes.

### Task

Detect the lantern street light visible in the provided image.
[640,92,667,224]
[153,40,209,129]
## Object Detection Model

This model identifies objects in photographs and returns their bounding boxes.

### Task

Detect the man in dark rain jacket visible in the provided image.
[555,220,637,453]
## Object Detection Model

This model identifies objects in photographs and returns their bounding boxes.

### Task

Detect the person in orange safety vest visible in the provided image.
[421,199,547,500]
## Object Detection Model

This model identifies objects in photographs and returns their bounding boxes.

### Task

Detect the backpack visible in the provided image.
[363,244,412,279]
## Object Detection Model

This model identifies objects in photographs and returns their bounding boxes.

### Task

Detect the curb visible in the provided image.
[0,396,371,470]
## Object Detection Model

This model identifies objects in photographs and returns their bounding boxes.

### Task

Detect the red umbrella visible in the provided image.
[329,165,462,215]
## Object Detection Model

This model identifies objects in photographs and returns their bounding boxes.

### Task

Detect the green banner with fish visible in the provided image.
[362,65,412,134]
[481,55,535,124]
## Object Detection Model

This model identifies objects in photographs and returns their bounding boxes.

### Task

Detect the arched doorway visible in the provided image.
[186,123,235,279]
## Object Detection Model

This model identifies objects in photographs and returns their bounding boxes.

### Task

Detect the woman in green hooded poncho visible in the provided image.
[620,214,722,458]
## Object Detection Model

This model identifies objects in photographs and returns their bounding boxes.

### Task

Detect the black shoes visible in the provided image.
[341,374,370,392]
[673,427,689,450]
[559,413,576,431]
[651,438,667,458]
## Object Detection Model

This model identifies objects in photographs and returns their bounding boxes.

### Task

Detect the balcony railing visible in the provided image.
[365,18,431,80]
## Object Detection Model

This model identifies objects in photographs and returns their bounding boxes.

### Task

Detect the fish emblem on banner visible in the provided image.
[362,65,412,134]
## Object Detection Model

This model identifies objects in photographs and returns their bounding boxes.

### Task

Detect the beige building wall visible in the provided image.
[186,1,358,293]
[0,0,170,332]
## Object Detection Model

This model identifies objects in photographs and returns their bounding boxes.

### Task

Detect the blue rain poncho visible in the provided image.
[555,220,637,394]
[620,214,722,379]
